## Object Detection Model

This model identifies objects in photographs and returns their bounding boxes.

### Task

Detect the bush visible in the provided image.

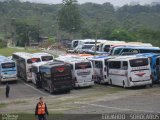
[0,39,7,48]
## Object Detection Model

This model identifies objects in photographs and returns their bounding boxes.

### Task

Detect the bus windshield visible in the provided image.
[130,58,148,67]
[75,62,91,69]
[42,56,53,61]
[27,58,41,64]
[1,62,15,68]
[113,48,123,55]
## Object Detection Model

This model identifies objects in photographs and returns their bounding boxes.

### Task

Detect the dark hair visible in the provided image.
[39,97,43,100]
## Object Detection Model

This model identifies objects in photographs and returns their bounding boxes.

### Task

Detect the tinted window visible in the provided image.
[122,61,128,70]
[27,58,41,64]
[113,48,123,55]
[156,58,160,65]
[94,61,103,68]
[109,61,121,69]
[32,66,38,73]
[130,58,148,67]
[52,65,71,78]
[42,56,53,61]
[82,45,94,49]
[73,41,78,47]
[12,55,19,60]
[75,62,91,69]
[104,45,110,52]
[2,62,15,68]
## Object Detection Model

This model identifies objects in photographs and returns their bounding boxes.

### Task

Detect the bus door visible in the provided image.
[93,61,103,82]
[129,58,150,82]
[41,68,51,90]
[156,57,160,81]
[31,66,38,84]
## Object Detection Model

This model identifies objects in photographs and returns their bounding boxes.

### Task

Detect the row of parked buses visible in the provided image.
[69,39,160,55]
[1,44,160,94]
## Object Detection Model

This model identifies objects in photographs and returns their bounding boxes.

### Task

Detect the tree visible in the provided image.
[58,0,81,33]
[13,20,40,47]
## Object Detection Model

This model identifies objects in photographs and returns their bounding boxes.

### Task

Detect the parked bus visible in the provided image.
[136,53,160,83]
[32,53,54,62]
[108,56,152,88]
[12,52,41,82]
[110,46,160,56]
[39,61,73,93]
[71,39,107,49]
[56,56,94,87]
[31,62,48,88]
[0,56,17,82]
[89,56,113,84]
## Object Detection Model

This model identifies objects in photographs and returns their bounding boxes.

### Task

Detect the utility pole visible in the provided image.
[11,18,16,46]
[94,17,99,55]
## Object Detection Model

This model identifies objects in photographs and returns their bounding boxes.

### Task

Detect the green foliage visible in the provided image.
[48,37,56,44]
[0,48,41,56]
[110,29,135,41]
[0,1,160,46]
[0,38,7,48]
[13,20,40,46]
[58,0,81,33]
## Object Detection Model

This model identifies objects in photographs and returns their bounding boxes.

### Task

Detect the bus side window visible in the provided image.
[95,61,103,68]
[156,58,160,65]
[122,61,128,70]
[109,61,121,69]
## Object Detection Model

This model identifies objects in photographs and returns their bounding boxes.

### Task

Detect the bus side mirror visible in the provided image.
[104,67,107,72]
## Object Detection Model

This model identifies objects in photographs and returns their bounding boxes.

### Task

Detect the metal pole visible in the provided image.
[94,17,99,55]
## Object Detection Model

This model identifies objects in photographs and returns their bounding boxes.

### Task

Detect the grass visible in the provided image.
[0,113,65,120]
[0,103,7,108]
[0,100,27,108]
[0,47,41,56]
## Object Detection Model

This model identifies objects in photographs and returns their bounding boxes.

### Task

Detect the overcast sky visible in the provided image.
[21,0,159,6]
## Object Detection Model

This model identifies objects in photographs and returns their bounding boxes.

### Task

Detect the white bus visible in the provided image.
[0,56,17,82]
[32,53,54,62]
[89,56,113,84]
[12,52,41,82]
[56,56,94,87]
[31,62,48,87]
[107,56,152,88]
[71,39,107,49]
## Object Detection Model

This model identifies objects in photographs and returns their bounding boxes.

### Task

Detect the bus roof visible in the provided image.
[89,55,113,60]
[40,61,65,68]
[32,61,48,67]
[108,56,148,61]
[32,52,52,56]
[114,46,160,50]
[56,56,90,64]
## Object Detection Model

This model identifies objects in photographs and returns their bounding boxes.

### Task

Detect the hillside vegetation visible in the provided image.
[0,0,160,46]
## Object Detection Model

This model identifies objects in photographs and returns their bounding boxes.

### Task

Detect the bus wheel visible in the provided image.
[150,83,153,87]
[110,79,112,86]
[123,81,126,88]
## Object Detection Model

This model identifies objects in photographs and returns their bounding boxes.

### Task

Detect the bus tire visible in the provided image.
[110,79,112,86]
[150,83,153,87]
[123,81,126,88]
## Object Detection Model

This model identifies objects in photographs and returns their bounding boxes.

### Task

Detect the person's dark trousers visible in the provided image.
[6,90,9,98]
[38,115,46,120]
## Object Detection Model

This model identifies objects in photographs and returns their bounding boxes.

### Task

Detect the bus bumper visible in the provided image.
[0,77,18,82]
[75,81,94,87]
[54,86,72,91]
[130,80,152,87]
